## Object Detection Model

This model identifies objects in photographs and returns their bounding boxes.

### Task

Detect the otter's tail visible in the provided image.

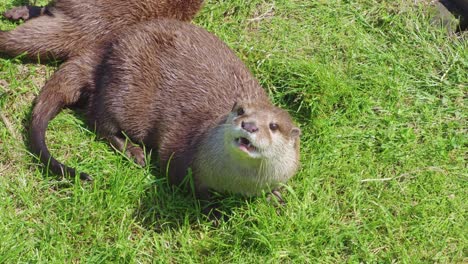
[0,11,76,61]
[30,93,92,181]
[30,55,97,180]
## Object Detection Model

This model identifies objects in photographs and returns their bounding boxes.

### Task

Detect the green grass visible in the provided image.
[1,0,466,262]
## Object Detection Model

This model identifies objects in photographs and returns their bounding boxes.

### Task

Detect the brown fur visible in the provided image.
[1,2,300,198]
[92,20,300,197]
[0,0,204,60]
[28,19,301,197]
[30,48,104,180]
[1,1,204,180]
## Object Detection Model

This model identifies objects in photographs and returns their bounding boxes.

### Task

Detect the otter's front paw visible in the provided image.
[3,6,43,21]
[267,189,285,206]
[4,6,30,20]
[126,145,146,167]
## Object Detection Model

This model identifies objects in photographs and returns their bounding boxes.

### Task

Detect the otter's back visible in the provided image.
[93,19,269,161]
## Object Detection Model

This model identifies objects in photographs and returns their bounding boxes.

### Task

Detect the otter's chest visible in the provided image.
[194,161,282,196]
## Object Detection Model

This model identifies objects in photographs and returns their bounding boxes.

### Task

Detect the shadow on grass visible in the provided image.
[133,164,251,230]
[19,104,248,230]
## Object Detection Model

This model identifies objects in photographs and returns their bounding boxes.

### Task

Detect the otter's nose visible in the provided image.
[241,121,258,133]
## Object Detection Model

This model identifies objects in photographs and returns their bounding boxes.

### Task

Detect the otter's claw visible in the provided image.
[126,145,146,167]
[267,189,285,206]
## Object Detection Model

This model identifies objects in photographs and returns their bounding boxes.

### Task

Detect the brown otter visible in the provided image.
[29,19,301,198]
[0,0,204,180]
[0,0,204,60]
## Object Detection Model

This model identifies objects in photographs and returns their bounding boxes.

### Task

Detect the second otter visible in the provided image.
[0,0,204,60]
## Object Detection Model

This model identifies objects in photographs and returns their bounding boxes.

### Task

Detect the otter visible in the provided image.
[0,0,204,60]
[28,19,301,199]
[0,0,203,180]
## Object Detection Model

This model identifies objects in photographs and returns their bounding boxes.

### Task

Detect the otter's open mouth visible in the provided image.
[235,137,257,154]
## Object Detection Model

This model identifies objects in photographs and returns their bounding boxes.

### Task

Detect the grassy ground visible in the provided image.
[0,0,466,262]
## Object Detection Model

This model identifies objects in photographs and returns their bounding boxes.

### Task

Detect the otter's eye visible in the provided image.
[269,123,279,131]
[237,107,245,116]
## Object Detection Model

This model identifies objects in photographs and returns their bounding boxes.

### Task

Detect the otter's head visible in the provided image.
[224,101,301,166]
[194,101,301,195]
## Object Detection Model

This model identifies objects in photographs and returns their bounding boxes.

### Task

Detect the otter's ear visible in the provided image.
[290,127,301,138]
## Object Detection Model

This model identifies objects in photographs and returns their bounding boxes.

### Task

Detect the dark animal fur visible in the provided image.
[1,0,204,181]
[1,3,300,200]
[31,19,300,198]
[0,0,204,60]
[89,20,277,185]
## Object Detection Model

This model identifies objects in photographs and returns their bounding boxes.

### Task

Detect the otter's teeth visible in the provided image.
[236,137,256,152]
